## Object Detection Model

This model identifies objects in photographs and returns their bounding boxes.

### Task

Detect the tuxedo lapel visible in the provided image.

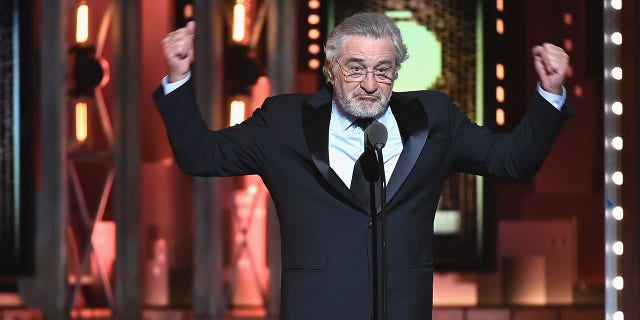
[386,93,430,204]
[301,85,363,210]
[301,87,430,213]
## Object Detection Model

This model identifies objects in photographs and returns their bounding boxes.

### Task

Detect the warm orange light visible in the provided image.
[76,2,89,43]
[183,4,194,19]
[308,0,320,10]
[308,59,321,70]
[232,1,246,43]
[496,19,504,35]
[563,38,574,52]
[565,65,574,78]
[496,63,505,80]
[563,13,573,26]
[308,44,321,55]
[573,85,583,98]
[496,0,504,12]
[75,101,88,142]
[308,29,320,40]
[496,86,505,103]
[496,108,505,126]
[230,100,246,126]
[308,14,320,25]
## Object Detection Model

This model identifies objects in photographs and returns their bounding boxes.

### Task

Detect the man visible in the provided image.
[154,12,572,320]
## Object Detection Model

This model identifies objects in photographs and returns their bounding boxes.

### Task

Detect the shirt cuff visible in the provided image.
[537,82,566,111]
[161,72,192,95]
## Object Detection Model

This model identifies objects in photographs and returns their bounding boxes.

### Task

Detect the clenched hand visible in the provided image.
[532,43,569,95]
[162,21,195,83]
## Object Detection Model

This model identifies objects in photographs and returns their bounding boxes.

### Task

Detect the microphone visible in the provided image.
[365,122,388,150]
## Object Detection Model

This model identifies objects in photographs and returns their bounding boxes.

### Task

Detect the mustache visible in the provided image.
[351,91,383,99]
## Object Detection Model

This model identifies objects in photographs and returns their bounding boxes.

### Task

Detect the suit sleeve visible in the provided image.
[152,79,270,177]
[450,91,574,179]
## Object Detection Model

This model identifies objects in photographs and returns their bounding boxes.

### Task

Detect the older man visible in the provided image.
[154,12,572,320]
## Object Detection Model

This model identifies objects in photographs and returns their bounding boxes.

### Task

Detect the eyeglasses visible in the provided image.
[335,61,396,84]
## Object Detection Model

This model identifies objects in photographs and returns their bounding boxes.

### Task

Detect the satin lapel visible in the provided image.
[386,93,430,204]
[301,85,362,210]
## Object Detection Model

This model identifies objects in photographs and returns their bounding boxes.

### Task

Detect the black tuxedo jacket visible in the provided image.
[154,80,572,320]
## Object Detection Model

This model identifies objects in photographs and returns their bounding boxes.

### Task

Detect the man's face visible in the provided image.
[330,35,396,119]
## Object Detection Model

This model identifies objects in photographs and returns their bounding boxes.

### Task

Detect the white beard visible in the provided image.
[334,89,391,119]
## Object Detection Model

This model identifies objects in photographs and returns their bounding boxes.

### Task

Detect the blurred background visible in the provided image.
[0,0,636,319]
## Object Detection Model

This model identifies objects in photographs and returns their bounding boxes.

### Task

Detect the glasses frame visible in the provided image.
[334,60,397,84]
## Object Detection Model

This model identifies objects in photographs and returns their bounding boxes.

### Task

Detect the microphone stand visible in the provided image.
[368,180,379,320]
[364,122,388,320]
[375,148,387,320]
[367,148,388,320]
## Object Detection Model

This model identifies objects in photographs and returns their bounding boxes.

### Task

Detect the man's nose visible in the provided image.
[359,72,379,93]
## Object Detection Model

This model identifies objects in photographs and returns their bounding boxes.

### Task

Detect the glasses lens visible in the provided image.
[339,62,394,83]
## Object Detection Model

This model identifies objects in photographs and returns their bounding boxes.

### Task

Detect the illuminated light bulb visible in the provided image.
[183,4,194,19]
[232,1,246,43]
[229,100,246,126]
[308,58,321,70]
[308,14,320,25]
[496,19,504,35]
[496,108,505,126]
[496,86,505,103]
[496,64,505,80]
[613,276,624,290]
[573,85,583,97]
[611,32,623,45]
[75,101,88,142]
[611,136,623,150]
[612,171,623,185]
[611,101,623,115]
[612,67,623,80]
[612,206,623,220]
[308,44,321,55]
[308,0,320,10]
[613,311,624,320]
[76,2,89,43]
[563,38,574,52]
[563,13,573,26]
[566,65,574,77]
[611,0,622,10]
[308,29,320,40]
[612,241,624,255]
[496,0,504,12]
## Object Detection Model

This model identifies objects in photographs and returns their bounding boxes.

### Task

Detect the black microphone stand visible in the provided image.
[367,178,379,320]
[368,148,387,320]
[364,122,388,320]
[375,148,388,320]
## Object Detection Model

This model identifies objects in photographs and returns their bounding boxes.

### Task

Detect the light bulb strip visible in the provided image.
[603,0,621,319]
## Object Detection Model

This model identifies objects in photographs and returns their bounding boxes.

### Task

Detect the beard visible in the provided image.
[334,88,391,119]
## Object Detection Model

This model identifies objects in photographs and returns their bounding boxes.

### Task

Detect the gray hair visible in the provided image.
[323,12,408,79]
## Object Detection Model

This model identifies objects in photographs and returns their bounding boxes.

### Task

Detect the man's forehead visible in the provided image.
[339,35,395,62]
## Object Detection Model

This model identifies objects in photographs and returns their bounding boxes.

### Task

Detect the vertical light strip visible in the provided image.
[603,1,622,319]
[476,0,485,258]
[495,0,505,126]
[76,1,89,43]
[12,0,21,254]
[232,0,246,43]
